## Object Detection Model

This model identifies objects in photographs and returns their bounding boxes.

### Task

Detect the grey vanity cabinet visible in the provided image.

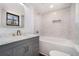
[0,36,39,56]
[0,49,13,56]
[29,37,39,56]
[0,44,14,56]
[13,45,26,56]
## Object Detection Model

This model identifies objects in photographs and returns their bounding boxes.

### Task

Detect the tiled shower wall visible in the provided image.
[40,7,71,39]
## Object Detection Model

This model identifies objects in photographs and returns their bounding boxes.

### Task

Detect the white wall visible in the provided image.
[0,3,36,36]
[23,4,42,34]
[75,3,79,44]
[40,7,71,39]
[0,9,2,27]
[0,3,24,28]
[33,12,41,34]
[0,3,25,36]
[69,4,76,42]
[68,3,79,44]
[23,5,35,34]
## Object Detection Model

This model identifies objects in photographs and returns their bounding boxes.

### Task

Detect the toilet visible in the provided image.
[49,50,70,56]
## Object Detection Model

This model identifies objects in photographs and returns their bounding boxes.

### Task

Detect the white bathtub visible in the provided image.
[39,36,79,56]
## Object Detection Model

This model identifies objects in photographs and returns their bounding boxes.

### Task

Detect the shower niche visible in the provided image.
[52,19,62,23]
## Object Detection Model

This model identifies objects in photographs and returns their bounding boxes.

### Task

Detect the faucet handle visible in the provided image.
[17,30,21,36]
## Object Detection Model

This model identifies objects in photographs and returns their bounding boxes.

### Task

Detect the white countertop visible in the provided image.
[0,34,39,46]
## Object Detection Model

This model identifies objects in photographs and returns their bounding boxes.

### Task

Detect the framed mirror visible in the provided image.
[6,12,19,26]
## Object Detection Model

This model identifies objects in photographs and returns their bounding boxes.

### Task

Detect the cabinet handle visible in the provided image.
[24,46,29,53]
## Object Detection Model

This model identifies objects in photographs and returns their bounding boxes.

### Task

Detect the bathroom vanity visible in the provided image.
[0,35,39,56]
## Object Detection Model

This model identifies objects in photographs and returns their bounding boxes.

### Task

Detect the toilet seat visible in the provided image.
[49,50,70,56]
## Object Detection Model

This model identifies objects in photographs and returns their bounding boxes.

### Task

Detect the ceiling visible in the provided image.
[24,3,72,14]
[0,3,24,9]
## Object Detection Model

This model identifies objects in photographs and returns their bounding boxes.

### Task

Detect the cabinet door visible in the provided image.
[27,37,39,56]
[31,37,39,56]
[13,44,29,56]
[0,49,13,56]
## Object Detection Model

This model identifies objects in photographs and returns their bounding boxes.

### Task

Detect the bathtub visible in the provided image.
[39,36,79,56]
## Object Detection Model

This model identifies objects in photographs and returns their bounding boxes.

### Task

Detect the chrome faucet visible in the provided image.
[17,30,21,36]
